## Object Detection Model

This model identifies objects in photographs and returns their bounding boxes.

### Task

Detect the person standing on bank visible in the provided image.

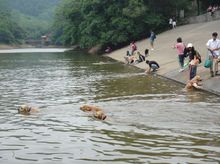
[206,32,220,77]
[173,37,185,72]
[189,52,201,80]
[184,43,201,80]
[149,30,156,50]
[184,43,197,62]
[172,17,177,29]
[169,18,173,29]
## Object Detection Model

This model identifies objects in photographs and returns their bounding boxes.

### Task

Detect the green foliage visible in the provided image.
[0,0,61,44]
[5,0,60,19]
[0,11,25,44]
[53,0,192,49]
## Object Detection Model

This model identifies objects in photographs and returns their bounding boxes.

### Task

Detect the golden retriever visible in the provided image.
[184,75,202,91]
[18,105,39,114]
[80,105,107,120]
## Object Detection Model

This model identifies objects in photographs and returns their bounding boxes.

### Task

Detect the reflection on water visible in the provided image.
[0,51,220,164]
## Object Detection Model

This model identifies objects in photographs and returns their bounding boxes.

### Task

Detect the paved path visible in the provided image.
[106,20,220,95]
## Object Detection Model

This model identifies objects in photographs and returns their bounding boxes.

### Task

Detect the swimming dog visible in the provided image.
[184,75,202,91]
[80,105,107,120]
[18,105,39,114]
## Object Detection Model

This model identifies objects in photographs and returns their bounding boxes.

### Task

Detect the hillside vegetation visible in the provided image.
[0,0,218,47]
[53,0,220,50]
[0,0,60,44]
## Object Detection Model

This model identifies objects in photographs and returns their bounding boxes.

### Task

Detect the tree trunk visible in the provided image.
[197,0,200,15]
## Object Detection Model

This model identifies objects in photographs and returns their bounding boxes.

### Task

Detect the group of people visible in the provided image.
[124,39,160,74]
[207,5,219,16]
[108,29,219,85]
[124,42,147,65]
[169,17,177,29]
[173,32,220,81]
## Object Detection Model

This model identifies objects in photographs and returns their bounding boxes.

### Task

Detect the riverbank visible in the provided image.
[106,19,220,95]
[0,44,33,50]
[0,44,73,53]
[0,48,72,54]
[0,44,73,50]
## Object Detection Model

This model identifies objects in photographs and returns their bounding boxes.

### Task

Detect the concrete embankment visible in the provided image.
[106,19,220,95]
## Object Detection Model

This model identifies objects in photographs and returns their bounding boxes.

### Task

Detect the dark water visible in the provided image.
[0,51,220,164]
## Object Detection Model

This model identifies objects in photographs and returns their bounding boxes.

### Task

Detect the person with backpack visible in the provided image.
[184,43,201,63]
[149,30,156,50]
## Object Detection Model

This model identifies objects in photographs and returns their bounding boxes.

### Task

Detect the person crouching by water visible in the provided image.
[145,60,160,73]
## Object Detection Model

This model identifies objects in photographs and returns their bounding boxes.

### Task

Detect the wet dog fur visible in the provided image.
[80,105,107,120]
[184,75,202,91]
[18,105,38,114]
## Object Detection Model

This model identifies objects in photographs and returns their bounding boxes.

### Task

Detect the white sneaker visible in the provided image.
[151,48,154,51]
[179,69,184,72]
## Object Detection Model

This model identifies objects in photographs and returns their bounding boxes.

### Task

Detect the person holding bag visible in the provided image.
[204,52,213,68]
[206,32,220,77]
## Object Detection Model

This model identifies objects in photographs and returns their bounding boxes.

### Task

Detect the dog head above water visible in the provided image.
[184,75,203,91]
[93,110,107,120]
[80,105,93,112]
[80,105,101,112]
[192,75,202,82]
[80,105,107,120]
[18,105,38,114]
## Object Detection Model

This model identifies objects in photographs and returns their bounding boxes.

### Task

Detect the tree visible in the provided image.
[54,0,167,48]
[53,0,194,49]
[0,11,25,44]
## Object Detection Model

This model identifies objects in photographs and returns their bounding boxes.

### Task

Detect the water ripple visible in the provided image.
[0,52,219,163]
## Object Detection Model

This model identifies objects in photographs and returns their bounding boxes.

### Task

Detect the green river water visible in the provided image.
[0,50,219,164]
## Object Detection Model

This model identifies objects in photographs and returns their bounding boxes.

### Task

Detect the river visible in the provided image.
[0,50,220,164]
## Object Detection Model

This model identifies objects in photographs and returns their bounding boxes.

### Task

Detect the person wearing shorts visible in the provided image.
[145,60,160,73]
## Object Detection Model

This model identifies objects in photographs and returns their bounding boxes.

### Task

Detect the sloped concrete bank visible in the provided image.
[106,20,220,95]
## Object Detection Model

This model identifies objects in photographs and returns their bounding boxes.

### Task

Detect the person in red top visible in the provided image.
[173,37,185,72]
[130,41,137,55]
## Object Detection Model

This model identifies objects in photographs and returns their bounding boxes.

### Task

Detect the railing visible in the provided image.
[188,9,220,24]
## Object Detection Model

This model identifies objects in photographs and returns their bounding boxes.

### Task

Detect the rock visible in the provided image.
[88,44,102,54]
